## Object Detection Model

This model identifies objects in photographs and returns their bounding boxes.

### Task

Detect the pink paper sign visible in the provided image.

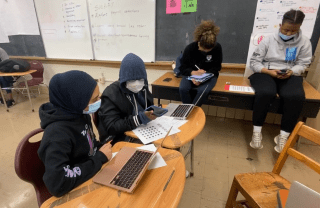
[166,0,181,14]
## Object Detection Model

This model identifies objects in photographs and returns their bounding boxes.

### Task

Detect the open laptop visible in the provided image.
[164,85,209,120]
[278,181,320,208]
[92,127,172,193]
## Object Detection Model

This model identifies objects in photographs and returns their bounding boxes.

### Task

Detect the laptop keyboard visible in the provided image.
[111,150,153,189]
[170,104,193,118]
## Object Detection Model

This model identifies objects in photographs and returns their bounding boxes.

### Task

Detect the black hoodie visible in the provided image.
[180,41,223,77]
[37,71,107,197]
[97,53,154,142]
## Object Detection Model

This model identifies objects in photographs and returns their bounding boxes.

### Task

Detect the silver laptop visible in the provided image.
[285,181,320,208]
[164,85,209,120]
[92,127,172,193]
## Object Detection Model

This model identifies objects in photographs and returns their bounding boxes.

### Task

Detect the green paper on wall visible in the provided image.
[181,0,197,13]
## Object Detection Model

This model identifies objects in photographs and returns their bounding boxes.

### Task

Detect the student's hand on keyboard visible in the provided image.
[145,110,157,121]
[99,142,112,161]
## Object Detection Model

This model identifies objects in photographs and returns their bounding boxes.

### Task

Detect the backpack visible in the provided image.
[0,59,30,73]
[173,52,183,78]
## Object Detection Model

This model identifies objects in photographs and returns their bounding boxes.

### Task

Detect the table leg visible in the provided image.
[0,85,9,112]
[183,140,194,177]
[24,79,34,112]
[158,98,161,106]
[190,140,194,177]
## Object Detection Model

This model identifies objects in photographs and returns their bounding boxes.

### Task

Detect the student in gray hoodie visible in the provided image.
[249,10,312,153]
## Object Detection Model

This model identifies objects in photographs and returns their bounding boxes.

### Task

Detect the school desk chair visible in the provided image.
[14,128,52,207]
[18,60,46,96]
[226,121,320,208]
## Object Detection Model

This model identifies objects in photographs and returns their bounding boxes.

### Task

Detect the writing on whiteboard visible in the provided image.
[94,2,115,12]
[299,6,317,13]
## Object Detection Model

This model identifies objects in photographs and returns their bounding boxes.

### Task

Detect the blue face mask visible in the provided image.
[279,32,296,41]
[83,99,101,114]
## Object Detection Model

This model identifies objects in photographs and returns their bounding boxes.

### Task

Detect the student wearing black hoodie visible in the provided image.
[97,53,156,144]
[179,20,222,106]
[38,71,112,197]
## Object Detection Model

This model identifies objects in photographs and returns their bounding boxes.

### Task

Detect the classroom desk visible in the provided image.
[152,72,320,121]
[0,70,36,112]
[40,142,186,208]
[125,105,206,177]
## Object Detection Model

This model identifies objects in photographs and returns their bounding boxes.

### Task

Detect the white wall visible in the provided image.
[43,63,170,92]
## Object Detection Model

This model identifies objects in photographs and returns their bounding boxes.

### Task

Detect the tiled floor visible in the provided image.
[1,92,320,208]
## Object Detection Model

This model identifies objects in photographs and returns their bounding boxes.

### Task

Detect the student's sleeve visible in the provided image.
[210,43,223,72]
[180,45,196,76]
[250,37,269,73]
[0,48,9,61]
[40,137,108,197]
[290,39,312,76]
[98,96,142,136]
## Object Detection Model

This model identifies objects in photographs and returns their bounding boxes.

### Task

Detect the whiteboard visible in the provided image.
[34,0,93,59]
[88,0,155,62]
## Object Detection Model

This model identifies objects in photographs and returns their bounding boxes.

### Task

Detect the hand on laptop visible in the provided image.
[99,142,112,161]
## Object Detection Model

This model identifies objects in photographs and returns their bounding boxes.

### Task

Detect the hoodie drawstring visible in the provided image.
[133,95,139,116]
[144,89,147,109]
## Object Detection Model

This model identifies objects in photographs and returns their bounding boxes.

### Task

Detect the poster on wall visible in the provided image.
[166,0,182,14]
[244,0,320,77]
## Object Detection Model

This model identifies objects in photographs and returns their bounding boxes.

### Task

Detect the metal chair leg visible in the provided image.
[0,86,9,112]
[24,80,34,112]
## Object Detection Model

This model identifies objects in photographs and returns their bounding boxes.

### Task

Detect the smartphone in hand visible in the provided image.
[145,105,168,117]
[277,69,288,75]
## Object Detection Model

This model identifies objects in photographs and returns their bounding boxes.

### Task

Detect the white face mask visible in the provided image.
[126,79,145,93]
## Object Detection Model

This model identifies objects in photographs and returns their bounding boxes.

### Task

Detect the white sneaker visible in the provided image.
[274,134,288,153]
[250,132,263,149]
[172,61,176,70]
[186,170,190,178]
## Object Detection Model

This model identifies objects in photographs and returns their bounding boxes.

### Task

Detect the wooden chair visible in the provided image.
[14,128,52,207]
[226,122,320,208]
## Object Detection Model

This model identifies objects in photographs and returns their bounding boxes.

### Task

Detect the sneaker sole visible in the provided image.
[250,141,263,149]
[274,146,281,153]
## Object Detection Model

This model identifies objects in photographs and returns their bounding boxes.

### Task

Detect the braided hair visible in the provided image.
[282,9,305,25]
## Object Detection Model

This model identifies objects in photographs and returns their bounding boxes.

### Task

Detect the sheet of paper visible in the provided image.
[137,144,167,170]
[133,117,181,144]
[161,117,188,129]
[166,0,181,14]
[111,144,167,170]
[228,85,255,93]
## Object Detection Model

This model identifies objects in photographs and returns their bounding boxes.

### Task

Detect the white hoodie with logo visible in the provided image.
[250,30,312,76]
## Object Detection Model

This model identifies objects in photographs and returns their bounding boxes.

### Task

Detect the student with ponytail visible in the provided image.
[178,20,222,106]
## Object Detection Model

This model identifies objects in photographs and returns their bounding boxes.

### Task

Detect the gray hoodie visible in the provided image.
[250,30,312,76]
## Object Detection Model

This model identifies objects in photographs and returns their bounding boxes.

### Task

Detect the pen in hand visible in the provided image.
[195,65,200,70]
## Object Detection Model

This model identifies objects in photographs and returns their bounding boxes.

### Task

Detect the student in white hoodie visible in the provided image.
[249,9,312,153]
